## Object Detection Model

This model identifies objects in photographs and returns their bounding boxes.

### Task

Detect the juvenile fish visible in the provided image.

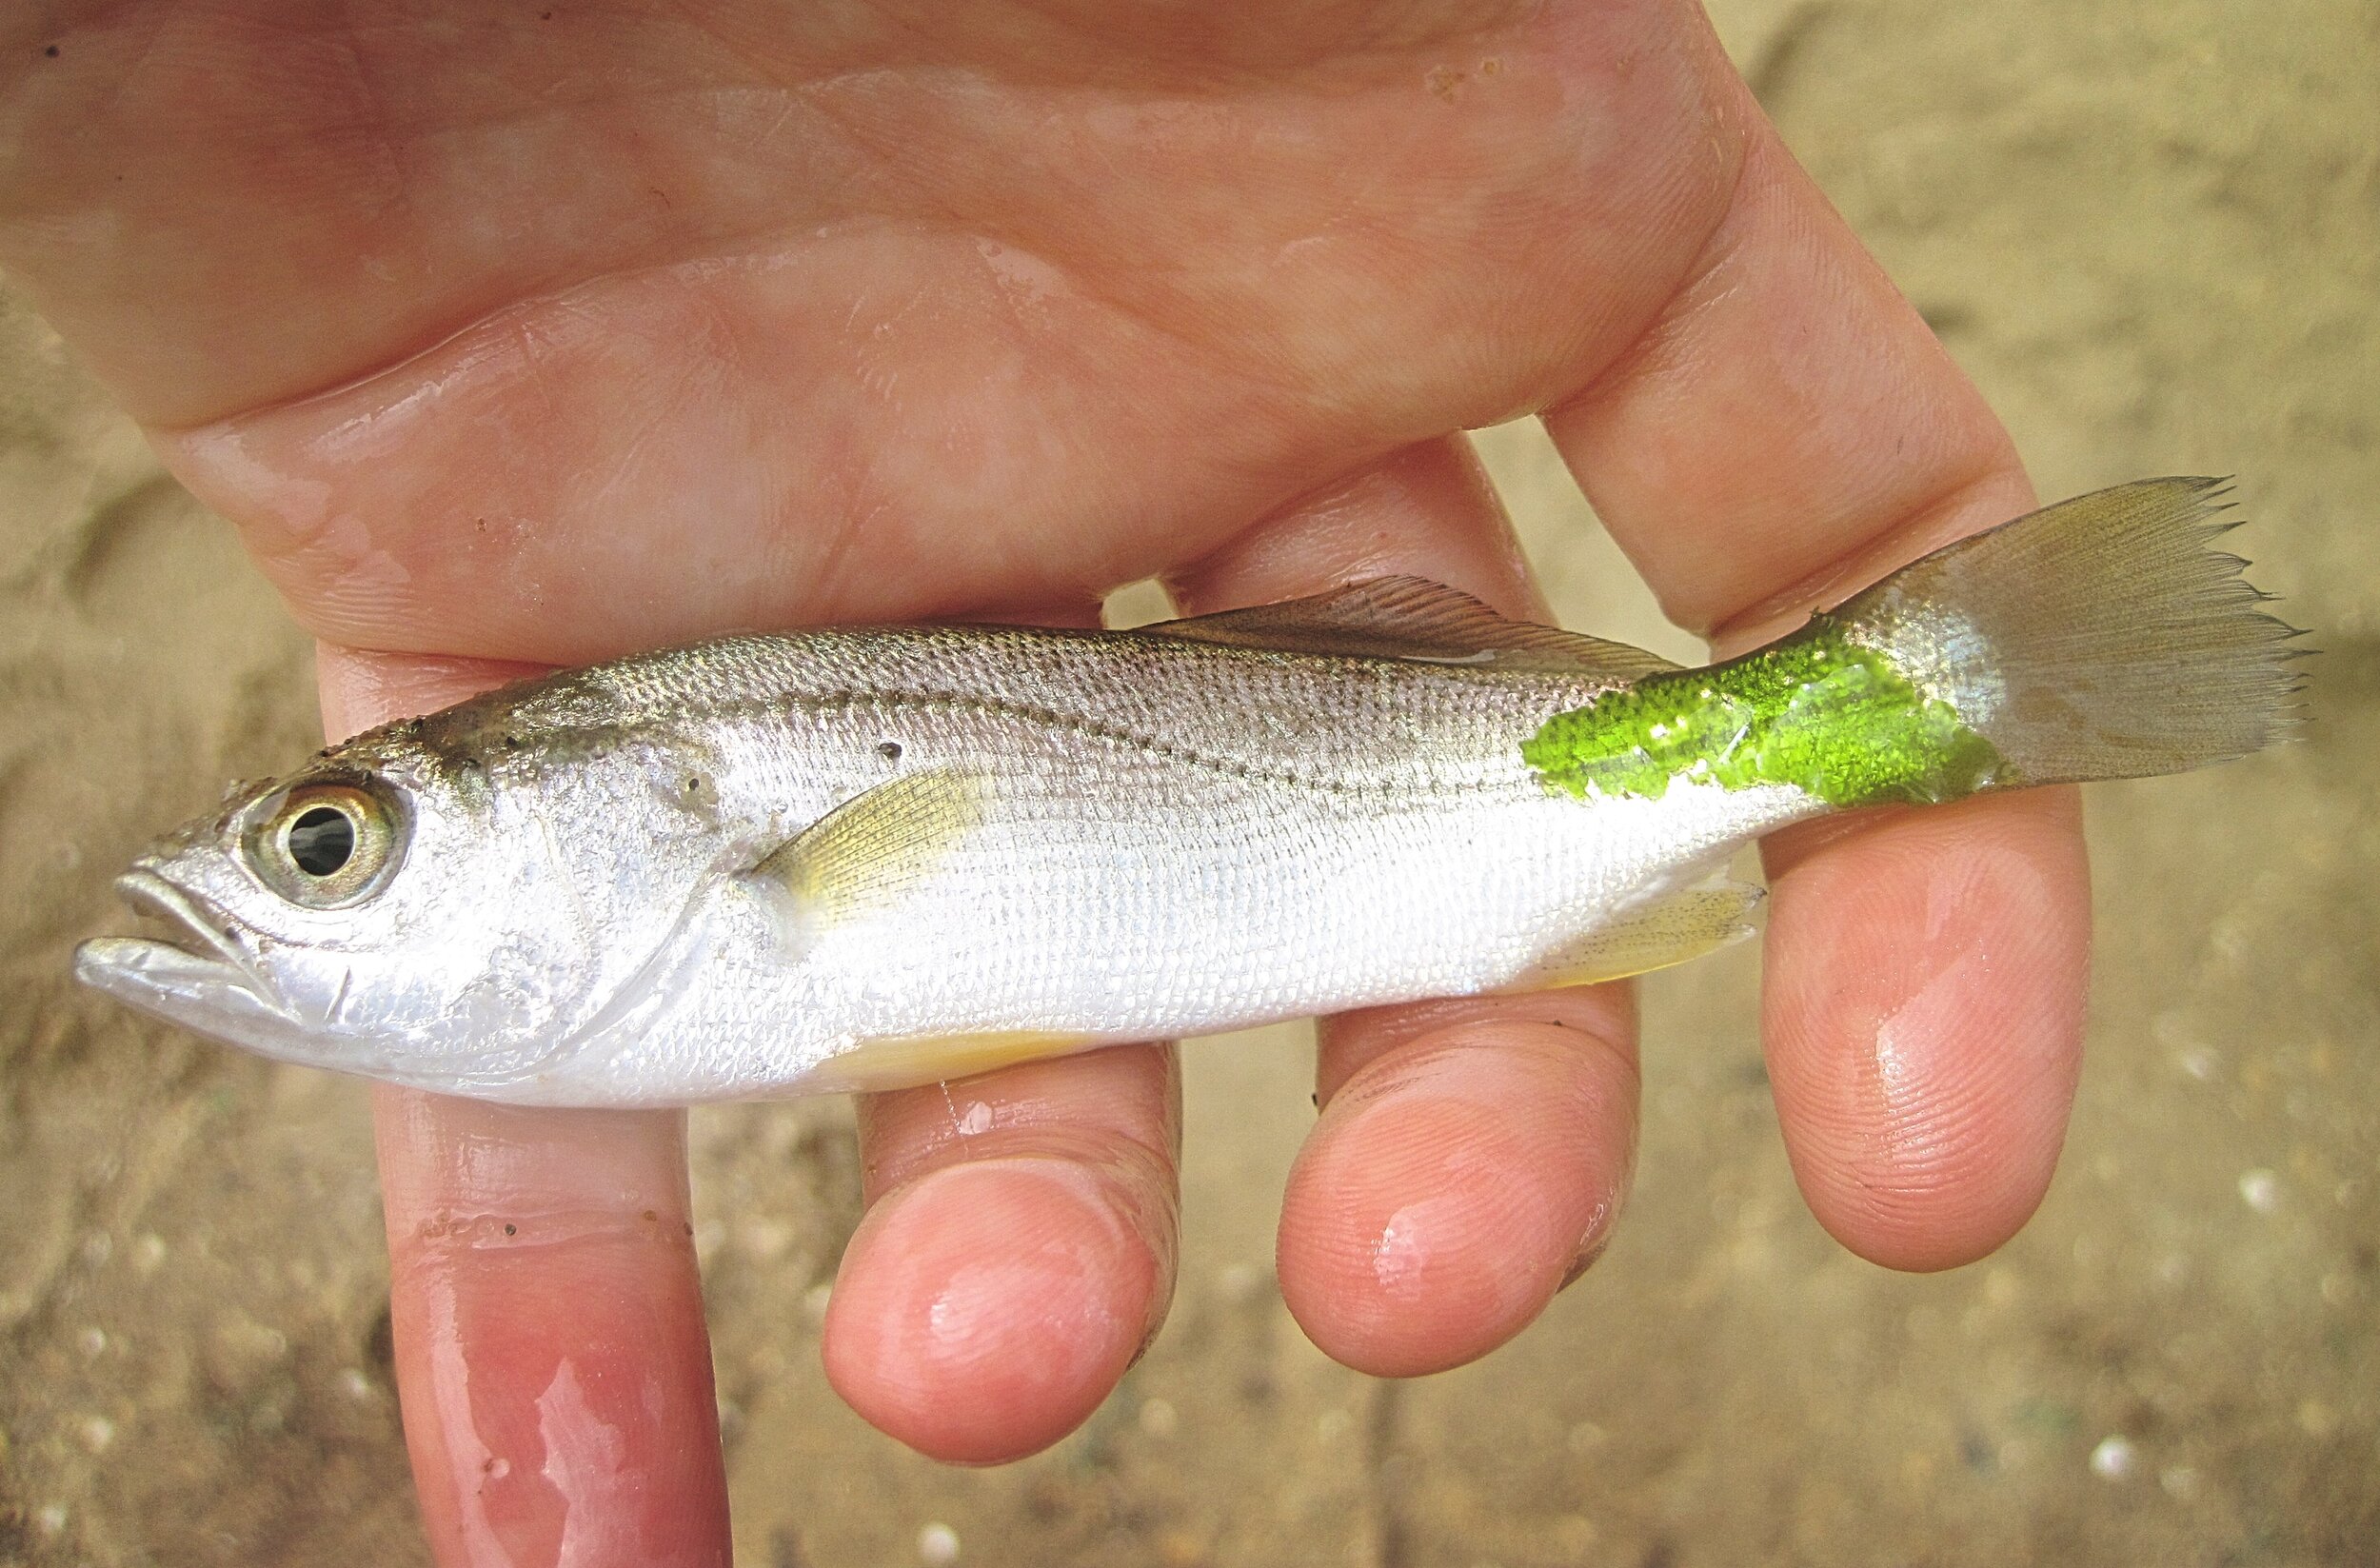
[76,479,2300,1104]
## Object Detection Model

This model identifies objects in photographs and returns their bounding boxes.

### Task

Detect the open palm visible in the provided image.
[4,2,2087,1561]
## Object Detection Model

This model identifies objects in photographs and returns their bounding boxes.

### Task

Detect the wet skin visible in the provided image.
[2,2,2088,1562]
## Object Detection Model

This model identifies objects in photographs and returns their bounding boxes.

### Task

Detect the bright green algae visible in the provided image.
[1521,616,2007,808]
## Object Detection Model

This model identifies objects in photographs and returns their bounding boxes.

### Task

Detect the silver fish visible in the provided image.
[76,479,2298,1105]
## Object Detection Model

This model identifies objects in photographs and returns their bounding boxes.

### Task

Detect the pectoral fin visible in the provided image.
[745,767,990,943]
[1502,876,1765,990]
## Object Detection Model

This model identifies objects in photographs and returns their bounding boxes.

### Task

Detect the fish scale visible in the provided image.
[76,480,2301,1105]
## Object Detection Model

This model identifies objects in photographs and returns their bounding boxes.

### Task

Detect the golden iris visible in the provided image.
[245,781,404,907]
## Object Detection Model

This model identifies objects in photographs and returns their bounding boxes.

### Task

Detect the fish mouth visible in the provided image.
[74,868,299,1041]
[116,869,263,979]
[77,868,545,1095]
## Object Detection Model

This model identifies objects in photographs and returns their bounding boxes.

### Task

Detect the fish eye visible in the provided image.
[288,806,355,875]
[245,781,405,907]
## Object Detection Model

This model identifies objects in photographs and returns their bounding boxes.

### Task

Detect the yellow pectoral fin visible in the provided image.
[813,1030,1101,1094]
[747,766,991,947]
[1501,877,1765,991]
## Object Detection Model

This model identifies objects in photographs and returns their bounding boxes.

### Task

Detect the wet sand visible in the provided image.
[3,1,2375,1562]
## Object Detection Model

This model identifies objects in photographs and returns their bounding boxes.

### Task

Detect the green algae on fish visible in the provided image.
[1522,617,2008,807]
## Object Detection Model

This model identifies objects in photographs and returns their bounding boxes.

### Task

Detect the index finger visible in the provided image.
[324,648,733,1568]
[1539,54,2087,1270]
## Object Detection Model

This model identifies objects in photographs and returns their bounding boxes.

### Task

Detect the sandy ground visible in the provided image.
[3,1,2376,1563]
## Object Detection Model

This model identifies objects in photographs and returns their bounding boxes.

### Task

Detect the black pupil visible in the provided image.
[288,807,356,877]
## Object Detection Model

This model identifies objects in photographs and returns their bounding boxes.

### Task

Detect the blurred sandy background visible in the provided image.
[3,1,2375,1563]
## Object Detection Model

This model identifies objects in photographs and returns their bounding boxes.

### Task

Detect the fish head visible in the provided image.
[75,737,612,1090]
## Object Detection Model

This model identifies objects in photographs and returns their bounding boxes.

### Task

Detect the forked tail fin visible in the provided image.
[1519,477,2301,807]
[1834,476,2306,788]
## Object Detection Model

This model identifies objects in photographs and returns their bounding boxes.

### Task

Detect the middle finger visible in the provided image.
[1172,434,1646,1376]
[823,1045,1181,1463]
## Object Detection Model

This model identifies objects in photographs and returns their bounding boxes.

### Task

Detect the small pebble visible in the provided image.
[953,1101,993,1137]
[735,1218,793,1261]
[338,1368,375,1402]
[76,1327,107,1359]
[918,1521,961,1565]
[2238,1169,2280,1214]
[35,1503,66,1537]
[2160,1465,2200,1499]
[1215,1262,1264,1305]
[1138,1398,1179,1438]
[2090,1436,2136,1480]
[76,1415,115,1454]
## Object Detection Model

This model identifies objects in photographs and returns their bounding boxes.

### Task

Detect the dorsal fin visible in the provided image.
[1143,576,1676,680]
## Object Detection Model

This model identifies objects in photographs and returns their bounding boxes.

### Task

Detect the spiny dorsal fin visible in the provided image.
[1146,576,1676,680]
[744,768,989,945]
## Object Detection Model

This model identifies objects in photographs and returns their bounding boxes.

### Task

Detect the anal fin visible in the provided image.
[1500,876,1765,991]
[811,1030,1100,1094]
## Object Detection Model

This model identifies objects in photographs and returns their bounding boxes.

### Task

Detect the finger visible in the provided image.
[812,587,1177,1465]
[1166,431,1548,619]
[823,1044,1180,1464]
[1291,994,1639,1376]
[1760,788,2087,1269]
[324,646,731,1567]
[376,1089,729,1568]
[313,644,551,739]
[63,3,1745,666]
[1171,435,1642,1376]
[1538,79,2086,1268]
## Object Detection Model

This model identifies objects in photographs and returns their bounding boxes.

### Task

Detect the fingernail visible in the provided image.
[1559,1235,1610,1291]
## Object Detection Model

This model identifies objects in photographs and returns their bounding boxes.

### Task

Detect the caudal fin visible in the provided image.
[1835,477,2305,787]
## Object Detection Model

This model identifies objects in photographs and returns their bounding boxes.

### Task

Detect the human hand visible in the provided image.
[3,2,2086,1559]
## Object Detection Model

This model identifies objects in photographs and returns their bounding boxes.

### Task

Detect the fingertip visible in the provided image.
[1166,434,1541,620]
[1279,1015,1637,1378]
[1762,789,2090,1271]
[822,1155,1170,1464]
[371,1089,729,1567]
[313,641,551,742]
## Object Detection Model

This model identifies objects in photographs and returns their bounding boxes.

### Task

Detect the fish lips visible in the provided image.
[73,868,327,1064]
[76,868,567,1095]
